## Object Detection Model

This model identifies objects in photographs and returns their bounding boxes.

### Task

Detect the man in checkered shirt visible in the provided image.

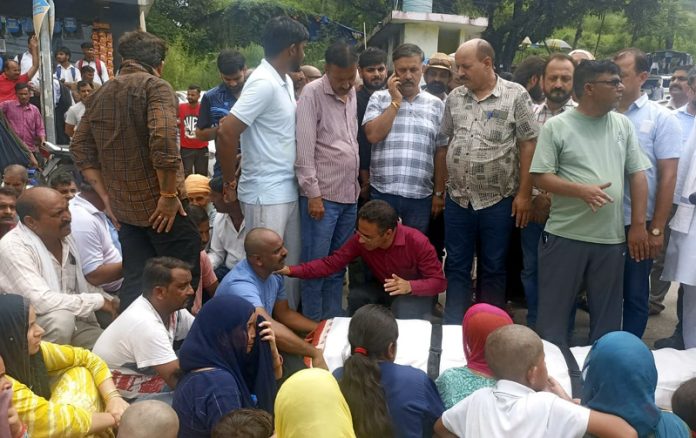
[363,43,447,235]
[434,39,539,324]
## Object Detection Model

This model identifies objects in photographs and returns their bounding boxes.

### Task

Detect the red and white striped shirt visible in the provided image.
[295,75,360,204]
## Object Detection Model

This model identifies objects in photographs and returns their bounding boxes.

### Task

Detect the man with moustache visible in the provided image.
[2,165,28,197]
[423,53,453,101]
[93,257,195,401]
[217,16,309,310]
[665,65,693,110]
[356,47,387,202]
[531,60,651,346]
[0,187,117,348]
[364,43,446,234]
[0,186,17,238]
[434,39,538,323]
[295,41,360,320]
[522,53,577,328]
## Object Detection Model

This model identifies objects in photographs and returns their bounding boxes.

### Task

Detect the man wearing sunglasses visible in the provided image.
[530,60,651,347]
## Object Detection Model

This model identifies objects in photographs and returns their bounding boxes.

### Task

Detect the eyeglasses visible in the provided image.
[589,79,623,88]
[356,230,383,242]
[671,76,688,82]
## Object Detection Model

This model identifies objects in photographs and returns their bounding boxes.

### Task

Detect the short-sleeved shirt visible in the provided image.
[673,105,695,146]
[530,109,652,244]
[92,295,195,398]
[215,258,286,312]
[440,76,539,210]
[231,58,298,205]
[335,361,444,438]
[178,102,208,149]
[622,94,682,224]
[196,83,238,130]
[54,64,81,84]
[65,101,85,128]
[76,59,109,85]
[0,73,29,103]
[441,380,590,438]
[363,90,446,199]
[68,194,123,293]
[435,366,496,409]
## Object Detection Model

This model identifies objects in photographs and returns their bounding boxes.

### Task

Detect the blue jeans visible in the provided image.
[370,188,431,234]
[443,196,514,324]
[521,221,545,327]
[299,197,357,320]
[622,225,653,337]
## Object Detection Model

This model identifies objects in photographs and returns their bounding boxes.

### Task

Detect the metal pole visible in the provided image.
[38,0,56,143]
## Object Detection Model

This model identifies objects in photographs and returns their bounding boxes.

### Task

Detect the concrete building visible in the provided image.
[365,2,487,66]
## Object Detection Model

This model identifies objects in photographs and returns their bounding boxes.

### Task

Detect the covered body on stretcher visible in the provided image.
[309,317,696,411]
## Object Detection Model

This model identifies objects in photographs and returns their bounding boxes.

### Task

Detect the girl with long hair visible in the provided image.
[335,305,445,438]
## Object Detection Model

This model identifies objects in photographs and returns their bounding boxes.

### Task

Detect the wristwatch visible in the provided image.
[650,228,662,237]
[435,191,445,198]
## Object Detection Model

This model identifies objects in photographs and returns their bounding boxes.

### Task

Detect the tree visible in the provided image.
[457,0,631,70]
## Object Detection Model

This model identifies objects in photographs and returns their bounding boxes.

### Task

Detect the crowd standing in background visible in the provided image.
[0,12,694,438]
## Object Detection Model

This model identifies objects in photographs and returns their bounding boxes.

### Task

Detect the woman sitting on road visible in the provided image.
[0,293,128,438]
[582,331,690,438]
[172,295,280,438]
[436,303,513,409]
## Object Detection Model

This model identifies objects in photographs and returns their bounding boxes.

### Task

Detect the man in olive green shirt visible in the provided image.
[530,60,651,346]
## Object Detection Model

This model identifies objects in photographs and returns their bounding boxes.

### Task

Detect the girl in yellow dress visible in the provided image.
[0,293,129,438]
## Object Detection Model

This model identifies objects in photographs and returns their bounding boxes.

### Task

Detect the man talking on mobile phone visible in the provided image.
[363,43,447,235]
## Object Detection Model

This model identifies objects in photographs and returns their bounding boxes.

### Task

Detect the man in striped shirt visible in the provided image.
[295,41,360,320]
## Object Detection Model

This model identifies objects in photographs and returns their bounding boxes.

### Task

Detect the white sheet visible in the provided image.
[320,319,696,410]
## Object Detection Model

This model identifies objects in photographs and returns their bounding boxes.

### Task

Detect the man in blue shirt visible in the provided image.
[195,49,246,143]
[614,48,682,338]
[217,227,327,370]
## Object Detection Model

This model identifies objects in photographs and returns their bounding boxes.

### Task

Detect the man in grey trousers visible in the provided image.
[530,60,651,346]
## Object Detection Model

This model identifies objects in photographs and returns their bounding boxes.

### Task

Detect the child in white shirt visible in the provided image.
[434,325,637,438]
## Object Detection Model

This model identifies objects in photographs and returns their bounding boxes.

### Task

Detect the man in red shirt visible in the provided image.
[0,36,39,103]
[278,200,447,319]
[177,84,210,176]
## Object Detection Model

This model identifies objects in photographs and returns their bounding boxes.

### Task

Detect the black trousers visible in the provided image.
[118,213,201,311]
[348,280,433,320]
[181,147,209,176]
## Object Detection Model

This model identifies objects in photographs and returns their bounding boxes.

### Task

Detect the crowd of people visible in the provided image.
[0,11,694,438]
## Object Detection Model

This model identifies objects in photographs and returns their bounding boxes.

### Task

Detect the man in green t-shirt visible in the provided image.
[530,60,651,346]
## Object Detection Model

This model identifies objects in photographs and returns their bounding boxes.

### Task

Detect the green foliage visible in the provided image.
[161,38,264,91]
[161,37,219,91]
[149,0,696,76]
